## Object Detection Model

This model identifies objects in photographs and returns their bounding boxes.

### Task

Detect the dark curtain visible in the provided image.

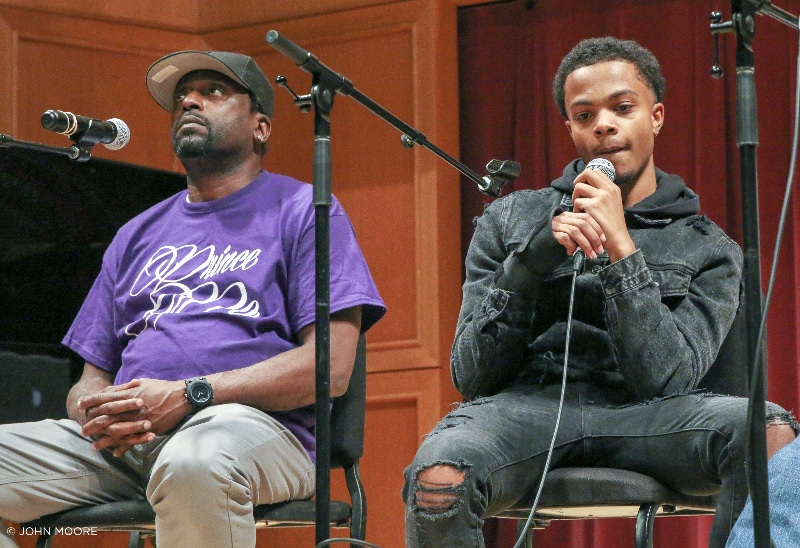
[457,1,800,546]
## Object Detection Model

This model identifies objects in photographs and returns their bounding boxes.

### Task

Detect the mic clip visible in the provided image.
[479,159,522,197]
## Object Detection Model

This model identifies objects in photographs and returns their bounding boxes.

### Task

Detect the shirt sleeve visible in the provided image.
[61,238,125,374]
[287,201,385,335]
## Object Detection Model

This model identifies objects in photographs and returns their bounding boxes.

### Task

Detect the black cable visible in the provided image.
[736,32,800,547]
[512,251,584,548]
[751,25,800,393]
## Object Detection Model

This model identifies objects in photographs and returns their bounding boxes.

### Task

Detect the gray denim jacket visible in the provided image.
[452,159,744,403]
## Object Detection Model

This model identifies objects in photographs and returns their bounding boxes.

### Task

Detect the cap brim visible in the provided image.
[146,51,249,112]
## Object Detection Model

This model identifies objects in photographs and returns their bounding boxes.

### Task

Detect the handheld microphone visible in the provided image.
[40,110,130,150]
[574,158,616,271]
[585,157,615,182]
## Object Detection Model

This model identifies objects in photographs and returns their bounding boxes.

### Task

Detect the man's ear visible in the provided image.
[651,103,664,136]
[255,113,272,143]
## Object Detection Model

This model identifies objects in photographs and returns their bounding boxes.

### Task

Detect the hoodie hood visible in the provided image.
[552,159,700,224]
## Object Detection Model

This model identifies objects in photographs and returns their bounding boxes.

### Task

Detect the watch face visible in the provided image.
[190,382,212,404]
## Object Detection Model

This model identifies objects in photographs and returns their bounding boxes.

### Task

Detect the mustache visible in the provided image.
[173,113,209,133]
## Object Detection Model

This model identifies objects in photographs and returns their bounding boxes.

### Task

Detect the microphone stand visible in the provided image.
[266,29,520,545]
[711,2,798,546]
[267,31,520,199]
[1,108,122,161]
[0,133,94,161]
[749,0,799,29]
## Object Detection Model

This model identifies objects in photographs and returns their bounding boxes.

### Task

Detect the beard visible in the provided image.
[173,131,211,159]
[172,111,216,159]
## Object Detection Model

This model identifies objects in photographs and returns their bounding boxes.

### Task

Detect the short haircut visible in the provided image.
[552,37,665,119]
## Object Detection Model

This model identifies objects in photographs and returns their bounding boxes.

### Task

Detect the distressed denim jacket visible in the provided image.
[452,160,744,403]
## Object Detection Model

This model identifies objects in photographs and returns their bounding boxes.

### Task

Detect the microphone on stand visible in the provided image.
[40,110,130,150]
[573,158,616,272]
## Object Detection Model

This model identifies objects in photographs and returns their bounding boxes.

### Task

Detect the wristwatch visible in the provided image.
[184,377,214,413]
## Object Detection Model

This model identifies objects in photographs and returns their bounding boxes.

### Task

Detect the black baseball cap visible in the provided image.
[146,50,275,117]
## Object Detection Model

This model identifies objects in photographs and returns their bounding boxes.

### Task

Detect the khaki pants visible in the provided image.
[0,403,315,548]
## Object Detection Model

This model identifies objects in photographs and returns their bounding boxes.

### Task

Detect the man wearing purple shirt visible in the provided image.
[0,50,385,548]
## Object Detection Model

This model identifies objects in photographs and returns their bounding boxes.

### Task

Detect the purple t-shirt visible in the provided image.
[62,170,385,460]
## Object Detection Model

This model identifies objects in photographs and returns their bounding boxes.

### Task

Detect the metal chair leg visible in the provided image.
[128,531,154,548]
[34,532,53,548]
[635,503,658,548]
[516,519,534,548]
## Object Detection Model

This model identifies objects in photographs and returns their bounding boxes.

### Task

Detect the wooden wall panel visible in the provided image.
[0,2,466,548]
[0,0,403,33]
[0,13,14,133]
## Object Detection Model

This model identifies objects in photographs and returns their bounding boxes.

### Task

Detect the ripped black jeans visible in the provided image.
[402,381,793,548]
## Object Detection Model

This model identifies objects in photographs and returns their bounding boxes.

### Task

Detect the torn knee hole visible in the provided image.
[766,415,800,439]
[766,415,799,459]
[767,415,796,429]
[413,464,467,514]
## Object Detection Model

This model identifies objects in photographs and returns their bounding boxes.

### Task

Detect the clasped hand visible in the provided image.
[78,378,187,457]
